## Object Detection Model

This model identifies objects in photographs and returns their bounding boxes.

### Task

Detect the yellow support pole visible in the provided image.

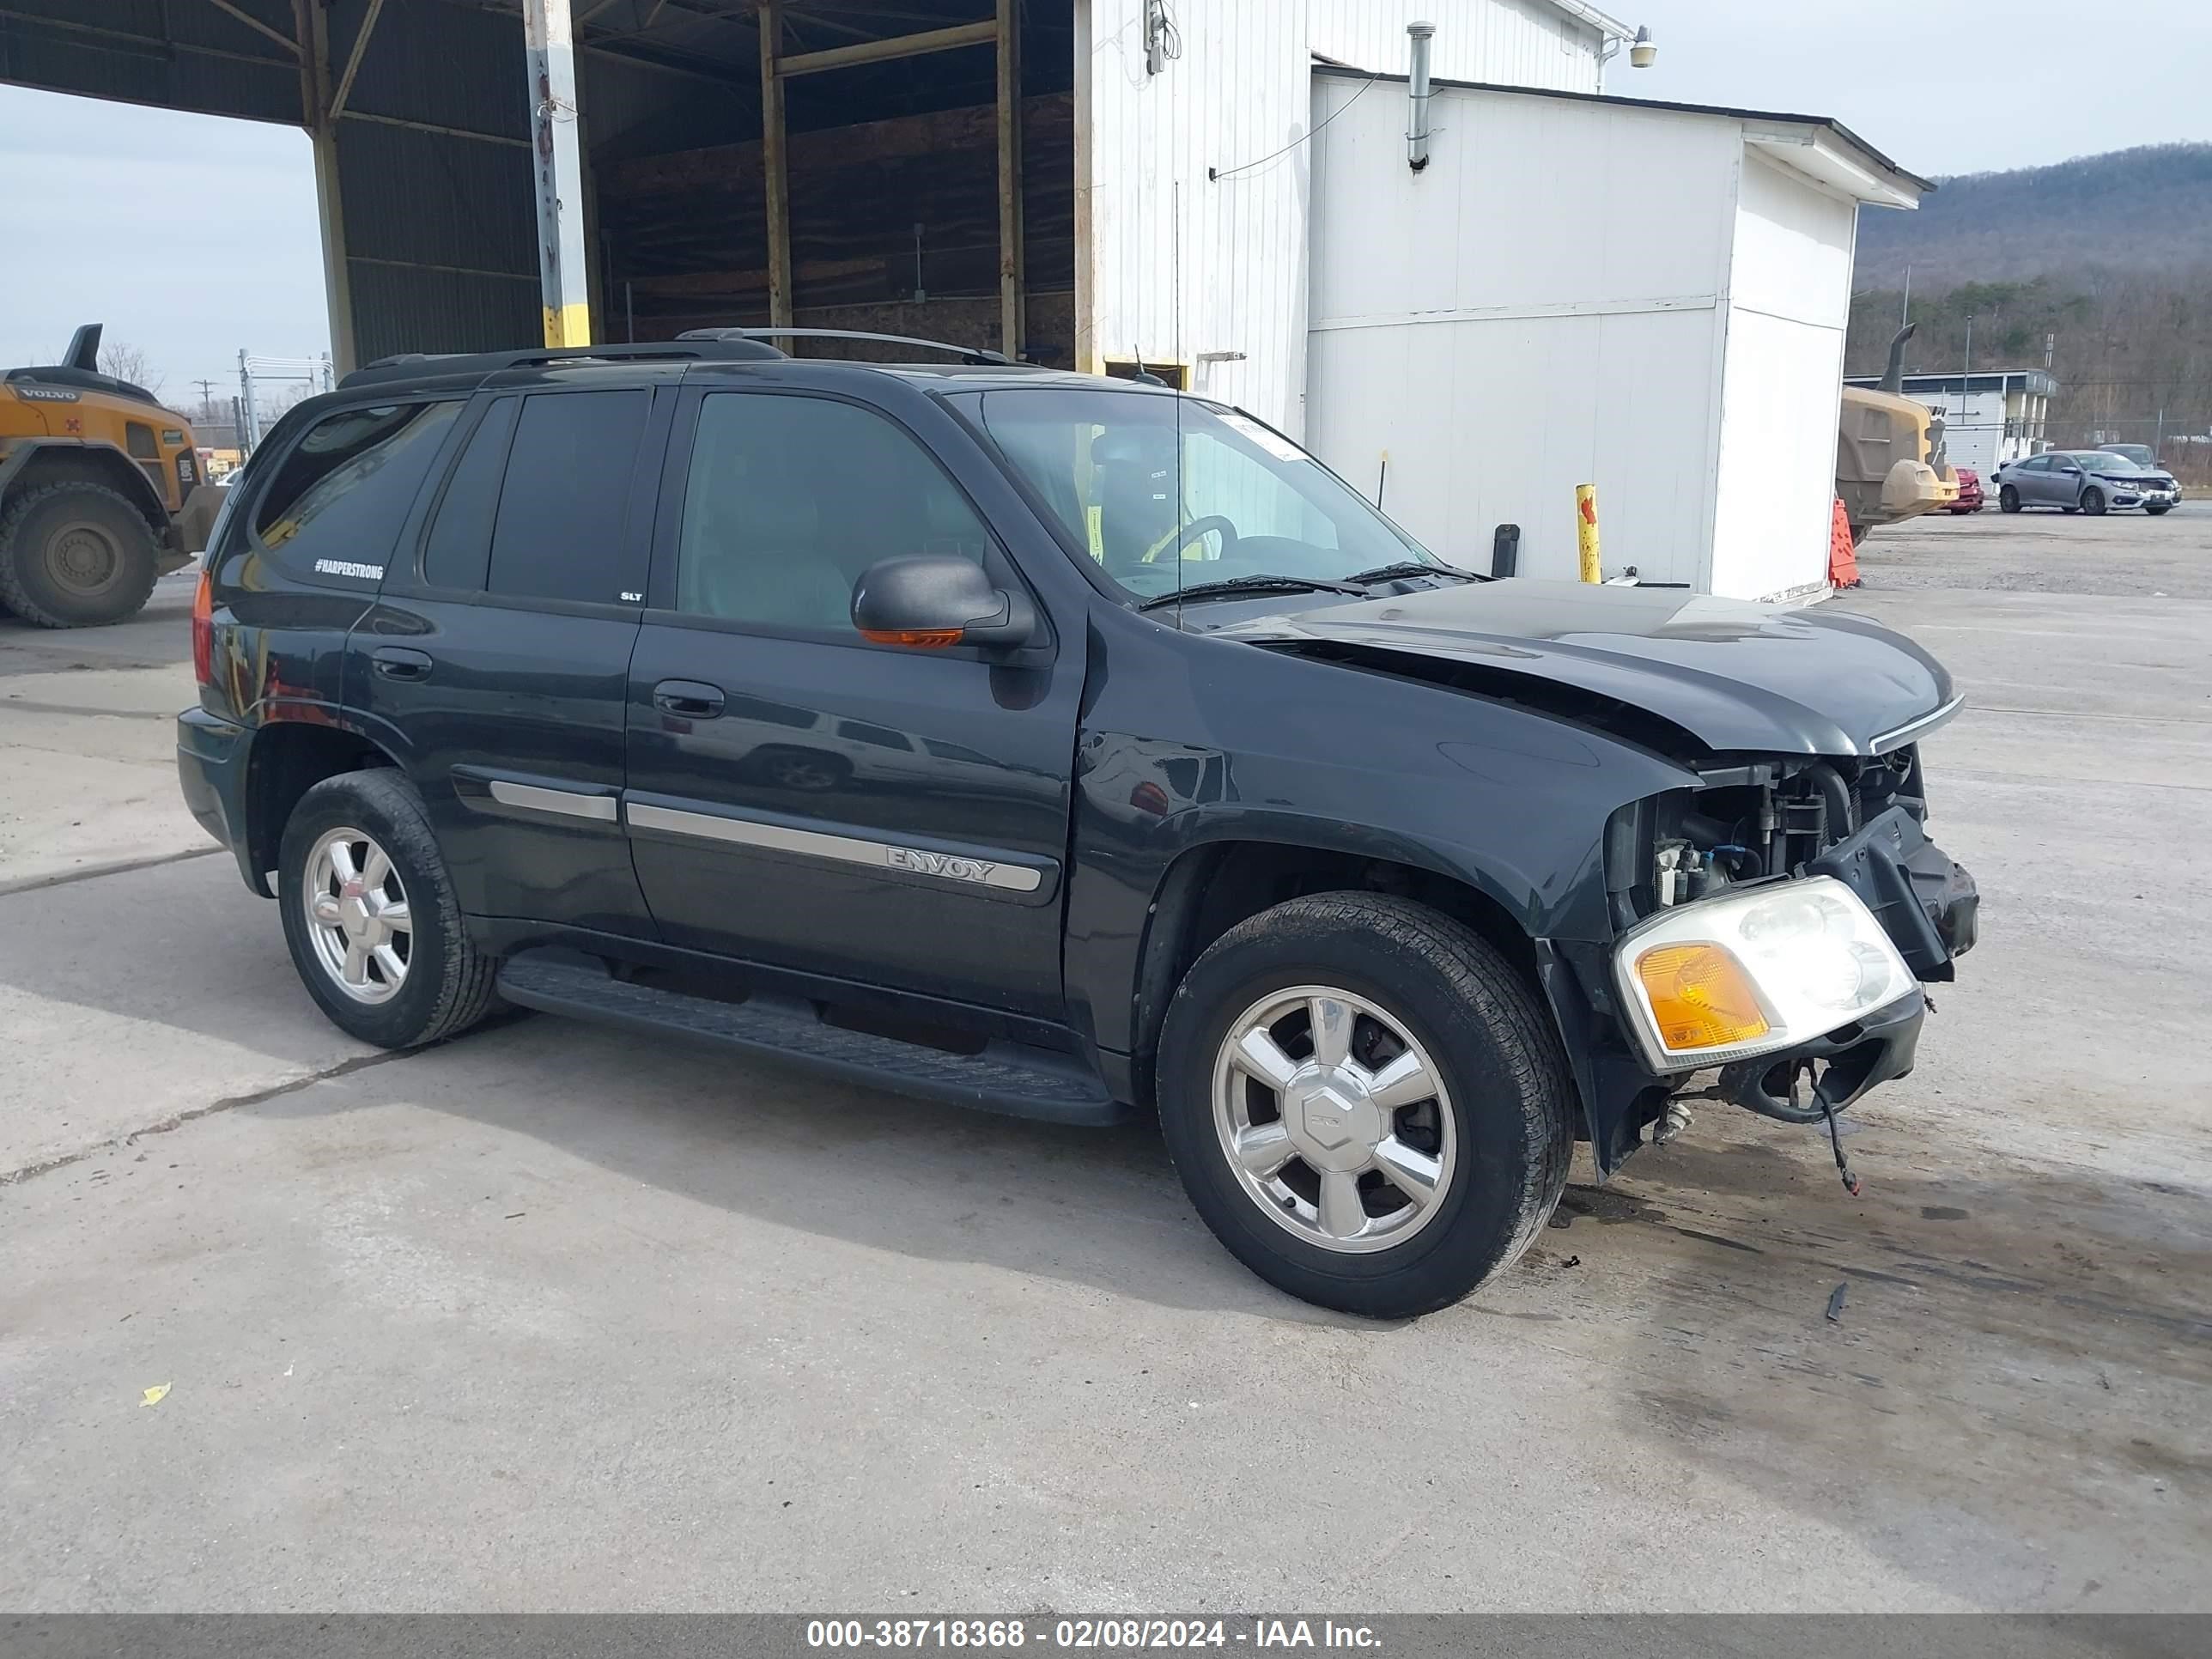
[1575,483,1601,583]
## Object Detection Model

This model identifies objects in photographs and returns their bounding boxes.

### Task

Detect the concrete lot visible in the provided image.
[1,514,2207,1613]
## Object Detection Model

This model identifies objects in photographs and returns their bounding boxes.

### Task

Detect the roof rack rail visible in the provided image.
[339,337,787,390]
[677,326,1013,368]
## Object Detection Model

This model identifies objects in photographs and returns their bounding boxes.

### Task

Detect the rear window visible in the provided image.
[252,402,462,572]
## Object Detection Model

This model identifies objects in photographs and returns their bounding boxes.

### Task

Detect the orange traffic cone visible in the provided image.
[1828,497,1860,589]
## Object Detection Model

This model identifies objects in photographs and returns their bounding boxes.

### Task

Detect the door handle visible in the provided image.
[372,647,433,682]
[652,678,725,719]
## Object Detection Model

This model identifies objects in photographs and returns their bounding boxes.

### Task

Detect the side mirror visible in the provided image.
[852,556,1038,650]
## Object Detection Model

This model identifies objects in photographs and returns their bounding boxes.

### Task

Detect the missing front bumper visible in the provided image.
[1714,988,1925,1125]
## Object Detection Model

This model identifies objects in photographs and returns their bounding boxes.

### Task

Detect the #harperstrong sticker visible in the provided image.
[1217,412,1311,465]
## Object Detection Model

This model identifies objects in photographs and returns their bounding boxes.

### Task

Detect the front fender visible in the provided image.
[1063,623,1701,1133]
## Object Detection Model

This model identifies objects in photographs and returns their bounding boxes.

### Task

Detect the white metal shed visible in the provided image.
[1302,71,1928,600]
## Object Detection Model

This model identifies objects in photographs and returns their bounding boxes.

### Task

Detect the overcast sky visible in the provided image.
[1,0,2206,402]
[0,88,326,407]
[1628,0,2210,176]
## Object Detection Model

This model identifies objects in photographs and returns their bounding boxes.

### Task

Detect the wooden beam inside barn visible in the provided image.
[778,19,999,78]
[600,93,1074,357]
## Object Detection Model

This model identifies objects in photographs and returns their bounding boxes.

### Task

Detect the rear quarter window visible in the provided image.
[251,401,462,580]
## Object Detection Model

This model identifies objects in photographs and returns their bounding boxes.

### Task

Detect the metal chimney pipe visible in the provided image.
[1407,22,1435,172]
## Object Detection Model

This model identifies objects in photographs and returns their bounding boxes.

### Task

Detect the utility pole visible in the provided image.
[1961,313,1974,444]
[239,349,259,451]
[193,379,218,423]
[523,0,592,347]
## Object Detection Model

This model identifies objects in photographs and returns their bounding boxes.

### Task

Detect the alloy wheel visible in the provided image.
[301,825,413,1004]
[1210,985,1457,1255]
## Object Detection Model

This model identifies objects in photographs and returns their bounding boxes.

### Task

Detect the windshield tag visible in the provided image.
[1219,412,1310,465]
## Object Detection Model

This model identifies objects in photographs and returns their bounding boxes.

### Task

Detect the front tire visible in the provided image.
[278,769,499,1048]
[0,482,161,627]
[1999,484,2021,514]
[1157,893,1574,1319]
[2081,488,2106,516]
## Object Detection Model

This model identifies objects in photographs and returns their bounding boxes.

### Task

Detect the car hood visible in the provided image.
[1215,580,1959,757]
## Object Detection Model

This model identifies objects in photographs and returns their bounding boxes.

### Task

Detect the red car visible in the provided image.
[1948,466,1984,513]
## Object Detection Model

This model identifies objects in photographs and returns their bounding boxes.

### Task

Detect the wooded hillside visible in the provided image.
[1845,144,2212,471]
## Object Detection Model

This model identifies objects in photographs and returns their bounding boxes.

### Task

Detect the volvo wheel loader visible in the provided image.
[1,324,206,627]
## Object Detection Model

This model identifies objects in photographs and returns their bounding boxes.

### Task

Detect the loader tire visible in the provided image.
[0,482,163,628]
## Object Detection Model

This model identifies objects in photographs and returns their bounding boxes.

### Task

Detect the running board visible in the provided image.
[495,952,1126,1127]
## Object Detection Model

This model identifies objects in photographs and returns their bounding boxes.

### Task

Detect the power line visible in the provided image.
[1208,71,1383,183]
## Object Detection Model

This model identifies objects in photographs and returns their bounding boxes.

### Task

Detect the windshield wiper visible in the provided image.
[1340,559,1486,586]
[1135,574,1368,611]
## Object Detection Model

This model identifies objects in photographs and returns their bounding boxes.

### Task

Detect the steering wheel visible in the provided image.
[1164,514,1239,562]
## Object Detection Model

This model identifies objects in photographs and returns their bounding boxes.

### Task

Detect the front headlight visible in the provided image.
[1613,877,1916,1073]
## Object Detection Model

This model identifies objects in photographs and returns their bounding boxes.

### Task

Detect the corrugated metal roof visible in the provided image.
[337,117,536,274]
[347,259,538,363]
[1311,63,1935,193]
[0,0,299,125]
[343,0,526,139]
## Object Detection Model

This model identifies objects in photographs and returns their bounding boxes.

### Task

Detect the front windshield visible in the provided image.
[2076,451,2140,472]
[964,387,1435,604]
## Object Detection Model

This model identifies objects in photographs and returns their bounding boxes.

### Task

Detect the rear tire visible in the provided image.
[278,769,501,1049]
[1999,485,2021,514]
[1157,892,1574,1319]
[2081,488,2106,516]
[0,482,162,628]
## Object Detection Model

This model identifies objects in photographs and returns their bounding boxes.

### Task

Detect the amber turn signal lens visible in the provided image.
[858,628,963,648]
[1635,943,1770,1053]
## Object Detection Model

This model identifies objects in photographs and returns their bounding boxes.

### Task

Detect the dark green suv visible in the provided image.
[179,331,1977,1318]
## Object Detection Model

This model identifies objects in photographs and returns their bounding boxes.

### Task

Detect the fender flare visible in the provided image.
[0,437,172,530]
[1116,806,1584,1097]
[237,705,414,895]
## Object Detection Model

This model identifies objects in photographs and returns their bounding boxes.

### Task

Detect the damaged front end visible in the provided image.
[1548,743,1978,1179]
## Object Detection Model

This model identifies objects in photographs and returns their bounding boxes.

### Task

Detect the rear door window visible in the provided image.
[484,390,650,605]
[252,401,463,578]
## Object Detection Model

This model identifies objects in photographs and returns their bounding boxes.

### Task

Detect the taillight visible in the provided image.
[191,562,214,686]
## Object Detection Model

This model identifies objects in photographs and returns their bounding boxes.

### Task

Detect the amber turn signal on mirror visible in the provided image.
[859,628,963,647]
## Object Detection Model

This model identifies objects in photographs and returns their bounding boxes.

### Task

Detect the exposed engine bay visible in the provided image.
[1603,744,1981,1179]
[1616,747,1974,954]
